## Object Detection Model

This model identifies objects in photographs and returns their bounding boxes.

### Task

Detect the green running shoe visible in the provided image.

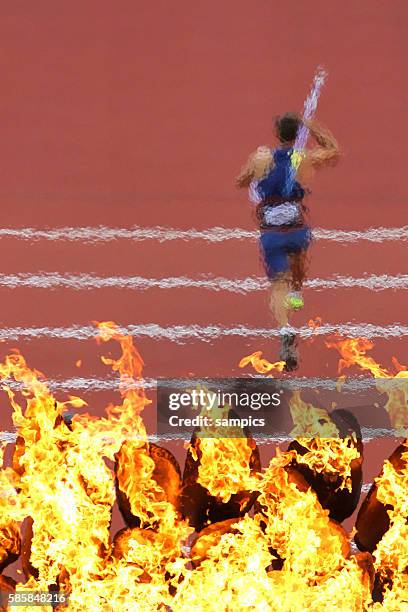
[286,292,304,310]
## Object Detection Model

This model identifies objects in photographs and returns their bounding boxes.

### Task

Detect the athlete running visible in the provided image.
[236,112,340,370]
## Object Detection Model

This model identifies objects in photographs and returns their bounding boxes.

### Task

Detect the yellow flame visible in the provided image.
[196,436,259,503]
[371,442,408,609]
[189,390,260,503]
[327,337,408,430]
[239,351,285,375]
[289,390,360,490]
[0,327,405,609]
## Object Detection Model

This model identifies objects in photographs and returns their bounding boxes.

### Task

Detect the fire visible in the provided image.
[180,395,261,531]
[0,349,115,604]
[308,316,322,330]
[0,325,404,609]
[327,337,389,378]
[288,390,361,491]
[238,351,361,492]
[239,351,285,375]
[355,440,408,610]
[195,436,258,503]
[327,337,408,430]
[254,454,373,609]
[308,316,323,342]
[192,392,260,502]
[0,323,189,609]
[371,443,408,610]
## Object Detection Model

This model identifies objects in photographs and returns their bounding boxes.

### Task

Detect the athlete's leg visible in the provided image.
[259,231,292,326]
[268,272,291,326]
[285,228,312,309]
[289,248,309,292]
[259,232,299,369]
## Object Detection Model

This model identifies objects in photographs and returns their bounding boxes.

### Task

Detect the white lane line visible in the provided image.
[0,225,406,243]
[1,375,403,392]
[0,273,406,292]
[312,227,408,242]
[0,429,399,447]
[0,322,406,342]
[306,274,408,291]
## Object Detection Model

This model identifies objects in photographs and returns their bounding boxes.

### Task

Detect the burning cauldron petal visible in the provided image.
[180,416,261,532]
[21,517,38,580]
[255,465,315,569]
[355,441,407,553]
[191,517,284,572]
[287,408,364,523]
[111,527,163,582]
[111,526,184,598]
[355,441,407,604]
[0,575,16,612]
[115,442,182,529]
[190,518,243,568]
[0,522,21,574]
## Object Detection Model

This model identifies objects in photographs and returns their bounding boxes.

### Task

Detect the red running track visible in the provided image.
[0,0,406,580]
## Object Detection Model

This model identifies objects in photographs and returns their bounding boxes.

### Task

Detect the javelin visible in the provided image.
[285,66,328,192]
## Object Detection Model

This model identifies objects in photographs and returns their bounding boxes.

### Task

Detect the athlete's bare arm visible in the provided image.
[235,146,273,188]
[297,119,340,183]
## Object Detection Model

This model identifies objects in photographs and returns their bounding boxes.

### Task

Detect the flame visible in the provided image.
[250,454,372,609]
[0,349,115,603]
[327,338,389,377]
[239,346,361,493]
[0,325,405,609]
[195,436,259,503]
[370,441,408,609]
[306,316,323,346]
[187,391,260,503]
[239,351,285,375]
[289,390,360,491]
[0,324,190,609]
[172,454,372,610]
[308,316,322,330]
[327,338,408,430]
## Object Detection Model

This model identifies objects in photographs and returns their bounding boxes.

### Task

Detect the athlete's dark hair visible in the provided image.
[275,112,301,143]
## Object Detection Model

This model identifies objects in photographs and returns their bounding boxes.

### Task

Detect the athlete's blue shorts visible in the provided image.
[259,227,312,279]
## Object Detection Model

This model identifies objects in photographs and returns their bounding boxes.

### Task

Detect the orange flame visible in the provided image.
[289,390,360,490]
[327,337,408,430]
[308,316,322,330]
[307,317,322,344]
[239,351,285,375]
[371,441,408,608]
[0,325,404,608]
[327,337,390,377]
[196,436,258,503]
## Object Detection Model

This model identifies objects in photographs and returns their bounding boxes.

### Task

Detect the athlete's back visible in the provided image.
[236,117,340,192]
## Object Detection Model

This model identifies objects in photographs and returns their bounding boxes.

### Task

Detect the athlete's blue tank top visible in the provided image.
[256,147,305,202]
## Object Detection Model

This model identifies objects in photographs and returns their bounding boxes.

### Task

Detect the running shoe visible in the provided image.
[279,332,299,371]
[285,292,304,310]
